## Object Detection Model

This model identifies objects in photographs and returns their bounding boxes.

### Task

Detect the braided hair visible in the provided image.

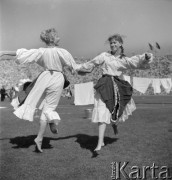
[119,45,125,59]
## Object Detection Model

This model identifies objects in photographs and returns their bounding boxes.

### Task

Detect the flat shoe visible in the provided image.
[34,139,43,153]
[112,123,118,135]
[92,150,99,158]
[49,123,58,134]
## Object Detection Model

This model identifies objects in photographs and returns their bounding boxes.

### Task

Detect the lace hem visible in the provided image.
[115,98,136,123]
[14,104,61,123]
[14,104,36,121]
[41,110,61,124]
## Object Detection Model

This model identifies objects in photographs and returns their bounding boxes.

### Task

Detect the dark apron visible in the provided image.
[94,74,133,121]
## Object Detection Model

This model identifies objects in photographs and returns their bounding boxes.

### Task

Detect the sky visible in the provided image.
[0,0,172,58]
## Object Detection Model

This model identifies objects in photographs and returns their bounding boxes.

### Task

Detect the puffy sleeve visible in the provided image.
[78,53,105,72]
[16,48,43,64]
[117,53,154,70]
[57,48,82,72]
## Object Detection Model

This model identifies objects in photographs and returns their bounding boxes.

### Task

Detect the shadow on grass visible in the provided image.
[8,134,118,157]
[74,134,118,158]
[9,135,53,151]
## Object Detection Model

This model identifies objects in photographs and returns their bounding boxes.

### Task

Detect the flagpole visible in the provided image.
[148,43,154,78]
[148,42,161,78]
[155,42,161,77]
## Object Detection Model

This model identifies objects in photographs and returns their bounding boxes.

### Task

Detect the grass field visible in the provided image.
[0,96,172,180]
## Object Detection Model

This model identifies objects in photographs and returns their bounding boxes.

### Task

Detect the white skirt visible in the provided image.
[13,71,64,124]
[92,92,136,124]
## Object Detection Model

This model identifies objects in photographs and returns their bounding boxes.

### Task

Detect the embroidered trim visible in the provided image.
[111,77,120,123]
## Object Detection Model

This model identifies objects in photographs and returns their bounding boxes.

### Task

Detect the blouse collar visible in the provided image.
[105,51,120,58]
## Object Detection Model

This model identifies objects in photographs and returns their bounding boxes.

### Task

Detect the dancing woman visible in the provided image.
[0,28,87,152]
[78,34,153,152]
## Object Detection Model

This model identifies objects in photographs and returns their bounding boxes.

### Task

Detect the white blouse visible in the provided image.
[81,52,153,78]
[16,47,82,72]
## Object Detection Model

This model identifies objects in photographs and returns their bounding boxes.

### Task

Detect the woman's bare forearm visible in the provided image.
[0,51,16,58]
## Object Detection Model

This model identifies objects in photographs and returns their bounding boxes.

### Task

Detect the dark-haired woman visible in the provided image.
[78,34,154,152]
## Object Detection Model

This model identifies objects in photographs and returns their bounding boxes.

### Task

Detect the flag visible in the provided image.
[148,43,154,51]
[156,42,161,49]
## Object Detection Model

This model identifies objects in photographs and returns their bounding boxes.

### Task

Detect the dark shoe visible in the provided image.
[112,123,118,135]
[92,149,100,158]
[34,139,43,153]
[49,123,58,134]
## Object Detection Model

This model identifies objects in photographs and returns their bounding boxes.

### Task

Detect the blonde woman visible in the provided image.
[0,28,87,153]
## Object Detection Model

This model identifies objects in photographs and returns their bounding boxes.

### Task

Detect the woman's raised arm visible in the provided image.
[117,53,154,71]
[0,51,16,58]
[77,53,105,75]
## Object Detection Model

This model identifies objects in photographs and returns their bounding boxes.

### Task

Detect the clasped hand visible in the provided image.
[145,53,154,63]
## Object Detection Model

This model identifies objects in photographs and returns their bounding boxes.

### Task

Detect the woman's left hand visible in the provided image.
[145,53,154,63]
